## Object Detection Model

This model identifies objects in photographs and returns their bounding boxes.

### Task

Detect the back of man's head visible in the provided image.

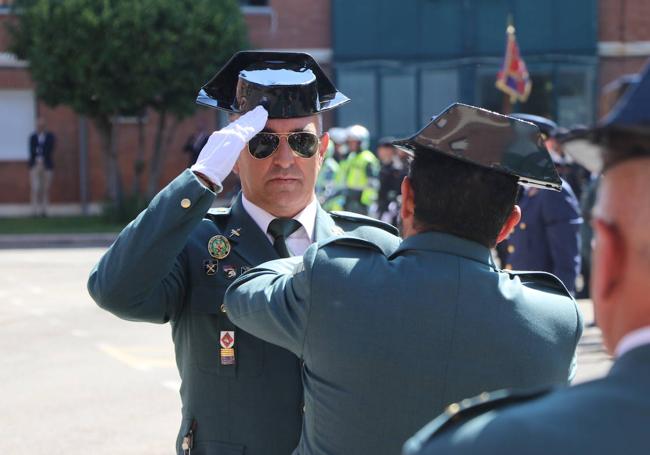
[408,151,519,247]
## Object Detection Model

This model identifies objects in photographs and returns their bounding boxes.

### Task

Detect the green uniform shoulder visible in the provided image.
[329,210,399,236]
[504,270,572,298]
[406,388,552,450]
[318,234,396,257]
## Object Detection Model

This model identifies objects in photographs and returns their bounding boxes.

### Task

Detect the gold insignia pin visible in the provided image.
[230,228,241,238]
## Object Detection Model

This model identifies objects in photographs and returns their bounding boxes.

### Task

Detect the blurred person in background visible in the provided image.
[182,120,210,167]
[336,124,379,214]
[28,117,55,217]
[500,113,582,295]
[374,136,407,225]
[328,126,348,162]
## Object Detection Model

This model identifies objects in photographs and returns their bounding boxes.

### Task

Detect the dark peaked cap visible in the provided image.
[393,103,562,191]
[593,58,650,169]
[197,51,350,119]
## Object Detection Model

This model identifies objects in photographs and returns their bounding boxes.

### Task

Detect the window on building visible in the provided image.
[420,69,459,124]
[381,72,417,139]
[336,70,377,136]
[477,64,595,126]
[0,0,14,13]
[0,90,35,161]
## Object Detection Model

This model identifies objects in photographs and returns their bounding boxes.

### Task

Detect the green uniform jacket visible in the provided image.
[403,343,650,455]
[87,169,397,455]
[224,230,583,455]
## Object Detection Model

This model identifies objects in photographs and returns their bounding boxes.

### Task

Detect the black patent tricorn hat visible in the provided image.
[393,103,562,191]
[197,51,350,119]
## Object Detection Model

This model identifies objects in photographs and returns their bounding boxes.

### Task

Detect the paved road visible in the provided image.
[0,247,180,454]
[0,247,611,454]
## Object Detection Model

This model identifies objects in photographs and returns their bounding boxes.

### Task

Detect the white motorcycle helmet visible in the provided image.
[328,127,348,145]
[346,124,370,151]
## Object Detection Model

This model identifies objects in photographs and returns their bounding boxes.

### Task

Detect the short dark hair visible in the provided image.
[408,151,519,247]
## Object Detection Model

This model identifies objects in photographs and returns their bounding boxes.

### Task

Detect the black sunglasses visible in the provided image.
[247,132,321,160]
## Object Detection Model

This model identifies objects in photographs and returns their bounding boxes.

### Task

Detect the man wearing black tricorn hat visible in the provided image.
[402,60,650,455]
[87,51,397,455]
[223,103,583,455]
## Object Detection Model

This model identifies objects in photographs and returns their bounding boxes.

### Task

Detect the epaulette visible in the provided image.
[204,207,231,230]
[329,210,399,236]
[503,270,572,298]
[318,234,396,257]
[207,207,231,216]
[406,387,552,450]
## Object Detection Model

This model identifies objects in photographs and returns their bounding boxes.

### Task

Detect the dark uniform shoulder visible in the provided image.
[503,270,572,298]
[329,210,399,236]
[404,388,552,452]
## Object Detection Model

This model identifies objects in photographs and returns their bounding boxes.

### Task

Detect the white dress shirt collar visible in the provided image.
[241,194,318,243]
[615,326,650,358]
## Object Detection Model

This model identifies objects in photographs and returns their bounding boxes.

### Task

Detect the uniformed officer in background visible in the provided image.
[336,124,380,214]
[402,60,650,455]
[500,113,583,295]
[224,103,583,455]
[87,51,396,455]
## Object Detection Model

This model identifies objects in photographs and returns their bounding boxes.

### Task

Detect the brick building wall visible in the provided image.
[0,1,332,213]
[598,0,650,116]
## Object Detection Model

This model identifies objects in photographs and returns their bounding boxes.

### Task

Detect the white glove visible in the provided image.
[191,105,268,191]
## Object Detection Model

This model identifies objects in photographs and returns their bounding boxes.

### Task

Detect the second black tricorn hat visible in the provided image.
[393,103,562,191]
[197,51,350,119]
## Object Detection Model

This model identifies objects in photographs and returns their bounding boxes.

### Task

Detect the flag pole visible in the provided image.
[501,14,515,115]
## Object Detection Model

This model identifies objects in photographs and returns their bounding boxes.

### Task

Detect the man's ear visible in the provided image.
[318,132,329,164]
[400,176,415,222]
[591,219,625,303]
[495,205,522,244]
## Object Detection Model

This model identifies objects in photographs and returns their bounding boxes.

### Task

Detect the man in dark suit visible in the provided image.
[224,103,583,455]
[87,51,396,455]
[501,114,583,295]
[28,117,55,216]
[403,61,650,455]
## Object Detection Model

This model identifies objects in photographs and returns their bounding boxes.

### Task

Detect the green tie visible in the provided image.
[267,218,303,258]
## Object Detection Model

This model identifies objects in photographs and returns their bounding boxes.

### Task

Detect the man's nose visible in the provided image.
[273,137,295,168]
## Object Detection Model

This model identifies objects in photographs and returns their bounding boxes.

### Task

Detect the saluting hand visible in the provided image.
[191,105,268,191]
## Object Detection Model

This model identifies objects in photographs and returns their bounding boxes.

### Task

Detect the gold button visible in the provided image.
[181,198,191,209]
[505,264,513,270]
[220,304,227,313]
[520,222,527,230]
[507,245,515,254]
[446,403,460,415]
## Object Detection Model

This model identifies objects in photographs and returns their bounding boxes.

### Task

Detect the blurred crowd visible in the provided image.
[316,125,409,226]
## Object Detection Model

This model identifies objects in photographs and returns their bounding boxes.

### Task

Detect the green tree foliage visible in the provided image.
[9,0,247,214]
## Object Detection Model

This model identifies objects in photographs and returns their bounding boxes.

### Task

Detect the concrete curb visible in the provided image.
[0,233,117,249]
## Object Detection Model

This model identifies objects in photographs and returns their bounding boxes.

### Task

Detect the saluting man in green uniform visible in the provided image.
[87,51,397,455]
[223,103,583,455]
